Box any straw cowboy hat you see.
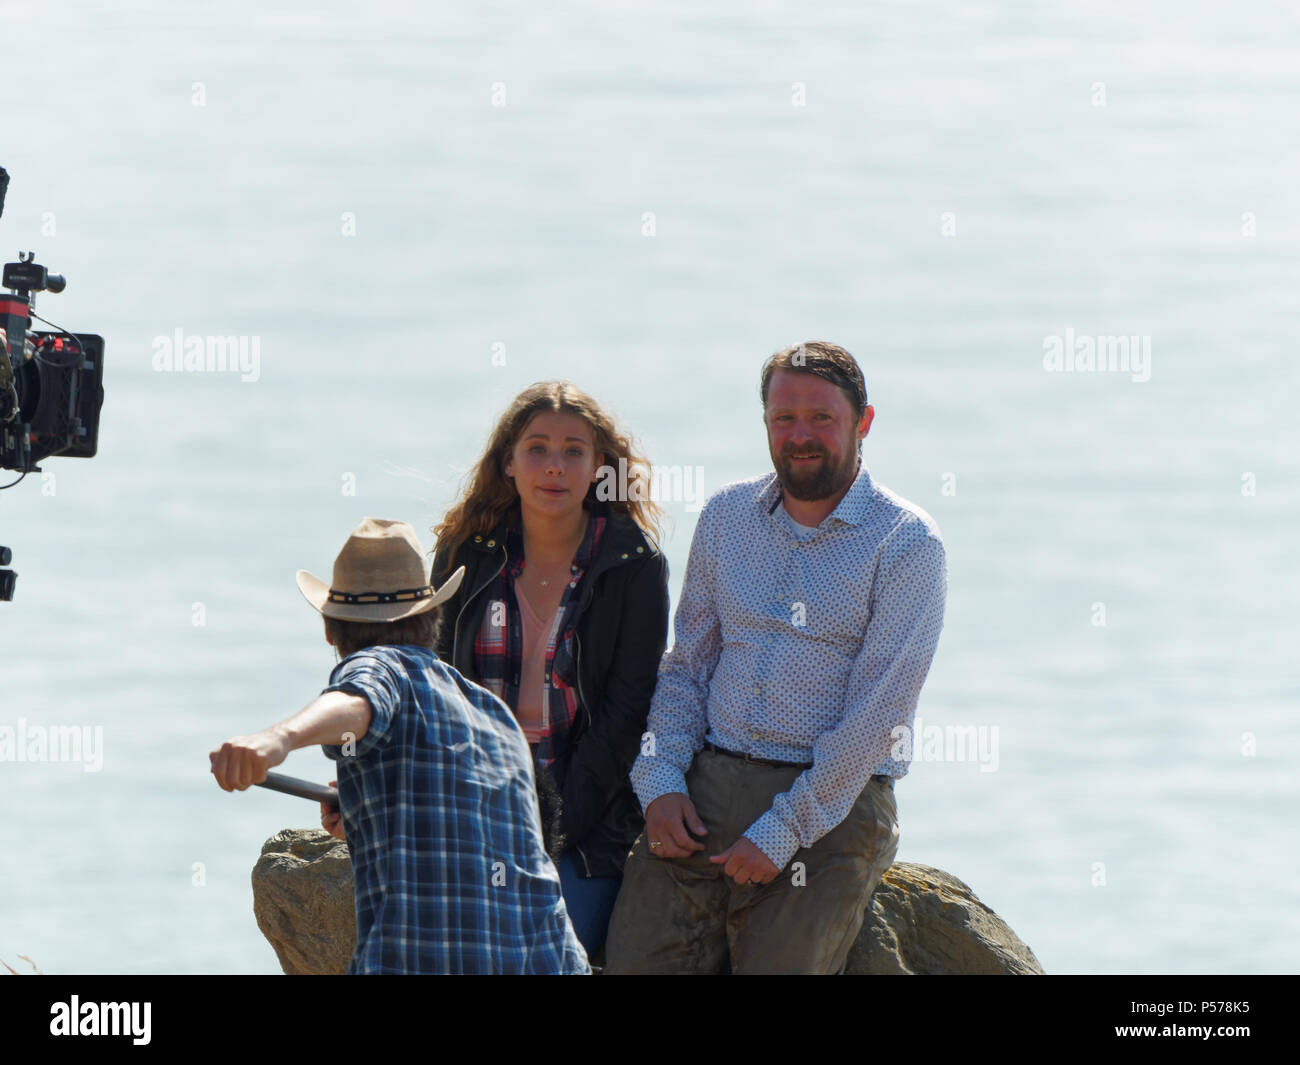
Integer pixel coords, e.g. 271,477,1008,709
296,517,465,622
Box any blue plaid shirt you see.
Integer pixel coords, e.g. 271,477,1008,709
320,644,590,975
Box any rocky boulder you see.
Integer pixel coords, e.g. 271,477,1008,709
253,829,356,976
252,829,1043,975
850,863,1044,974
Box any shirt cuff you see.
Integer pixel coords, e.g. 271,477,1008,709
743,809,802,871
630,754,689,814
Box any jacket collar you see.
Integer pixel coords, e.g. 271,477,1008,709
464,499,657,574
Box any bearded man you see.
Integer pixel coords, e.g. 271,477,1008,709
604,340,948,974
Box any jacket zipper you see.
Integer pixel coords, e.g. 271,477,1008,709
573,630,591,734
566,543,650,880
571,614,595,878
451,544,507,667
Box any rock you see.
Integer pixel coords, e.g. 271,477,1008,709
252,829,355,976
846,863,1044,974
251,831,1043,975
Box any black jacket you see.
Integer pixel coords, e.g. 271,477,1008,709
430,503,669,878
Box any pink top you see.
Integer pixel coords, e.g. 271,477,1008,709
515,589,558,745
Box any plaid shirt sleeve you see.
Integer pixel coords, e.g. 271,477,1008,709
319,651,406,760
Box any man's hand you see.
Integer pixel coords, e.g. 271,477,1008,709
209,727,290,792
208,692,371,797
321,779,345,840
710,837,780,886
644,792,707,858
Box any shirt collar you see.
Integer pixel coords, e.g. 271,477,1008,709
757,461,876,530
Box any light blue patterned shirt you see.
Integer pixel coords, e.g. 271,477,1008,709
630,464,947,870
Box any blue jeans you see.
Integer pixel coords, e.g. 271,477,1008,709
556,850,622,959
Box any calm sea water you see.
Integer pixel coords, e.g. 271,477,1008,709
1,1,1296,974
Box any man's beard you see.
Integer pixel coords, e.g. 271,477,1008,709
773,442,859,501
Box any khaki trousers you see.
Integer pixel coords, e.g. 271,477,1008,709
604,748,899,974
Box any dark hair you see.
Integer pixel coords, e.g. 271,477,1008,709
324,608,440,660
759,341,868,418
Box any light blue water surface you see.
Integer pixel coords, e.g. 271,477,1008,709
0,1,1296,974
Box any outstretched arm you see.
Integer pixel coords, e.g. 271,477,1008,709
209,691,372,792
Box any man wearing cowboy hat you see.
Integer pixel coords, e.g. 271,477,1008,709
209,517,589,975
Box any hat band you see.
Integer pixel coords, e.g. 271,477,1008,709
328,584,433,606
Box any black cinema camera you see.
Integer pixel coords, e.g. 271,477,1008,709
0,166,107,601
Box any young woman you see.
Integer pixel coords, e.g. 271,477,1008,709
428,380,669,959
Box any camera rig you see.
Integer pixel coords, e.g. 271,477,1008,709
0,166,107,601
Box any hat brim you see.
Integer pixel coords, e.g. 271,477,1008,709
296,565,465,623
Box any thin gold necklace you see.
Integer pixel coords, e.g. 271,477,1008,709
530,516,588,587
